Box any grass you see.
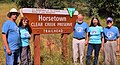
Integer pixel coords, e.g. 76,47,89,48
0,2,120,65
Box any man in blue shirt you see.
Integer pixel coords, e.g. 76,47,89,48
103,17,120,65
2,8,20,65
72,14,89,65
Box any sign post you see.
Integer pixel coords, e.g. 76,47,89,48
61,34,68,61
34,34,40,65
21,8,78,65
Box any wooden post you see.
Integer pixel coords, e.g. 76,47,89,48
61,34,68,61
34,34,40,65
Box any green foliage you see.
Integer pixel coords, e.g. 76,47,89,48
98,0,119,18
44,0,64,9
0,0,15,3
0,0,120,65
16,0,35,8
1,1,120,65
115,18,120,31
15,0,120,18
84,0,120,17
14,0,119,18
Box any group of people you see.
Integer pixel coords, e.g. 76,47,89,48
73,14,120,65
2,8,31,65
1,8,120,65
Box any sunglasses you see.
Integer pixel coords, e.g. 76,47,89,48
11,13,19,16
107,21,112,23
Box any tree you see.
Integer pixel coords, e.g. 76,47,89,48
16,0,35,8
84,0,120,18
15,0,120,18
38,0,66,9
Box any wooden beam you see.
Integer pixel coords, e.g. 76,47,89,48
34,34,40,65
61,34,68,61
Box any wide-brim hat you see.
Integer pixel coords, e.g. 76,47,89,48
7,8,20,18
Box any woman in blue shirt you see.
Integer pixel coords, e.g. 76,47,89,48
86,16,104,65
18,17,32,65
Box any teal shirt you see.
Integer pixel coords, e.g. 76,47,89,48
19,27,30,47
88,26,103,44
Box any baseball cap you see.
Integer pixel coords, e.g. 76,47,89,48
107,17,113,22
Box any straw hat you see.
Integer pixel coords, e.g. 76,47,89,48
7,8,19,18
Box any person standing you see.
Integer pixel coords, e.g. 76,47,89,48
72,14,89,65
18,17,32,65
86,16,104,65
2,8,20,65
103,17,120,65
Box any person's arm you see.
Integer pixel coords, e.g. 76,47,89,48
85,32,88,46
101,28,104,50
101,37,104,50
116,27,120,52
99,26,104,52
117,37,120,45
116,37,120,52
2,22,12,54
2,33,11,54
85,24,89,46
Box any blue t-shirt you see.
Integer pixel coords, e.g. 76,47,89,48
88,26,103,44
19,26,31,47
73,22,89,38
103,26,120,40
2,20,20,50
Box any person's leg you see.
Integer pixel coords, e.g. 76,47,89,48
79,39,85,65
72,38,79,65
13,49,19,65
20,46,29,65
111,41,117,65
27,46,31,65
4,49,14,65
17,49,20,65
86,44,94,65
4,49,19,65
104,41,111,65
93,44,101,65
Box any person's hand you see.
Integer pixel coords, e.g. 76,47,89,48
100,46,104,53
116,45,120,52
85,41,88,46
116,45,120,56
6,48,12,55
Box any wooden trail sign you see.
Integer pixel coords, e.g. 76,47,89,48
21,8,78,34
21,8,78,65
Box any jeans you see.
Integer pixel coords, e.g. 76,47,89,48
4,49,19,65
86,43,101,65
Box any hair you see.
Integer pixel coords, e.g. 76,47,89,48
78,14,84,16
77,14,84,18
89,16,101,27
19,17,32,34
